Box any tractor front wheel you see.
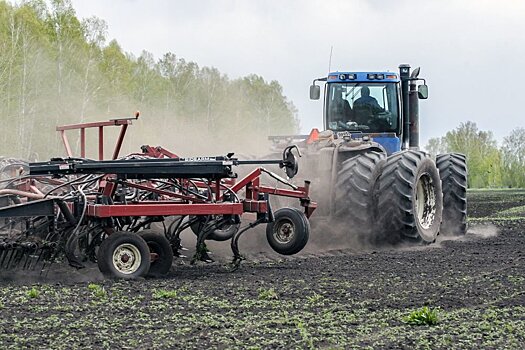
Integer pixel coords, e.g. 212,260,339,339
334,151,386,242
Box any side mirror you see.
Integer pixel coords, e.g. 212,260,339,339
418,84,428,99
310,84,320,100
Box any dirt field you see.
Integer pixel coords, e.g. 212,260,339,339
0,189,524,349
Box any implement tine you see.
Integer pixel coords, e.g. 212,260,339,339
0,242,15,268
13,249,26,269
23,252,34,270
44,259,53,278
40,259,47,275
39,248,51,275
1,250,14,268
42,245,60,277
5,249,17,269
0,250,6,267
30,249,45,271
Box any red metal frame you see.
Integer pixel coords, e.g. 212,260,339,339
42,115,316,221
140,145,180,159
87,202,245,217
84,166,315,219
57,116,137,160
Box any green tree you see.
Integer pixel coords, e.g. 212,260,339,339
425,122,502,188
424,136,446,158
0,1,299,159
501,127,525,188
444,122,502,187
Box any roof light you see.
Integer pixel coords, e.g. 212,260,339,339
347,74,356,80
328,75,338,80
376,74,384,79
338,74,346,80
386,74,397,79
367,73,376,80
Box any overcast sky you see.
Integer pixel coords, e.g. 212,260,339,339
70,0,525,146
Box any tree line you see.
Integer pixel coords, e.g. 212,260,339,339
426,122,525,188
0,0,299,159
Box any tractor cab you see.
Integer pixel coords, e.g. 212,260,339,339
310,66,428,155
311,72,401,154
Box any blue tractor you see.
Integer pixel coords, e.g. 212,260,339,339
271,64,467,244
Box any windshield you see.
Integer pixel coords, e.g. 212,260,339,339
325,82,400,133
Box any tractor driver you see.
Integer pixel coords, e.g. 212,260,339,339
353,86,381,110
352,86,383,126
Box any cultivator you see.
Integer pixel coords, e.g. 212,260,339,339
0,116,316,278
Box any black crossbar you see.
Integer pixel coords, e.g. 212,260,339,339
0,198,55,218
29,158,235,179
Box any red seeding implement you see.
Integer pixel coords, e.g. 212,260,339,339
0,114,316,278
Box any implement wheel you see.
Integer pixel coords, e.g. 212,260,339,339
377,150,443,244
437,153,468,236
140,230,173,277
266,207,310,255
190,215,240,241
97,232,150,279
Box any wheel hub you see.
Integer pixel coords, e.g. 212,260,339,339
113,243,142,274
415,173,436,230
275,220,295,243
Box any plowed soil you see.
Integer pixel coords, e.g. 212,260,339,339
0,189,524,349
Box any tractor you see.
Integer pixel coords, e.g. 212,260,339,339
268,64,467,244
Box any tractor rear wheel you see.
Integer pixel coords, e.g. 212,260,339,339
266,207,310,255
140,230,174,277
334,151,386,241
97,232,151,279
437,153,468,236
377,150,443,244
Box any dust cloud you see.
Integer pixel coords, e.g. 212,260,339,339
0,263,104,286
468,224,499,238
188,150,386,261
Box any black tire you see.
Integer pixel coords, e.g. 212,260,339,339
140,230,174,277
376,150,443,244
190,215,240,241
266,207,310,255
437,153,468,236
334,151,386,240
97,232,151,279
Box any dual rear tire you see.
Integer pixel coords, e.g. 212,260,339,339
376,150,443,244
336,150,456,244
436,153,468,236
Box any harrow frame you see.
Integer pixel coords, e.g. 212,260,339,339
0,115,317,278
